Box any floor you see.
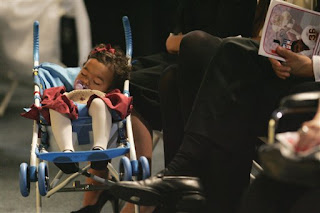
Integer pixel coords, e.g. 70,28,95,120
0,80,164,213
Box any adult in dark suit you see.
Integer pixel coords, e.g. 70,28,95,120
110,0,320,209
161,0,261,166
112,32,317,213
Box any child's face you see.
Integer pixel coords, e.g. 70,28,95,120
74,58,114,92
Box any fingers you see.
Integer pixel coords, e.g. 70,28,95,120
269,57,291,79
268,57,281,66
275,46,296,59
296,138,319,152
297,126,312,151
297,125,320,152
276,71,290,79
269,58,291,71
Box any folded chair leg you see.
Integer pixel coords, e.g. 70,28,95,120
0,79,18,116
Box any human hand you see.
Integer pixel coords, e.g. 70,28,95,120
269,57,291,79
297,119,320,152
271,46,313,79
166,33,183,54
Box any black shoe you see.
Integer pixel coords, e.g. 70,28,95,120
54,162,79,174
110,171,206,211
91,160,108,170
71,190,119,213
90,147,109,170
54,159,79,174
54,150,79,174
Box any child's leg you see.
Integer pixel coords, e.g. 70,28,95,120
50,109,78,174
75,112,154,212
131,112,152,165
49,109,74,151
88,98,112,150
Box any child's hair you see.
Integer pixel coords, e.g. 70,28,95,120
86,43,131,90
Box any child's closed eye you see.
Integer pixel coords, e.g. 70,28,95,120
93,79,103,85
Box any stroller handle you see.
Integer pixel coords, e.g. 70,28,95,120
33,21,39,67
122,16,133,63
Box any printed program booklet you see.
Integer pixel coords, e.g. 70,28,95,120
258,0,320,61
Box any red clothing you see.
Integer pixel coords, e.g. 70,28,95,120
21,86,133,124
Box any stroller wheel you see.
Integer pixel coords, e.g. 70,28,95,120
119,156,132,181
138,156,150,180
19,163,30,197
38,162,49,196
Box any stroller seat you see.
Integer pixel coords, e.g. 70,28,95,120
33,62,127,152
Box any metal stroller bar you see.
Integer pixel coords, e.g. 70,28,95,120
29,21,42,213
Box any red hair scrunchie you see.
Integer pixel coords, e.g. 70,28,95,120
91,44,115,54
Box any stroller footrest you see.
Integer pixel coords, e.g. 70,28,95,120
36,144,130,163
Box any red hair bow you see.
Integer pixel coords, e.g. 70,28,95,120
91,44,115,54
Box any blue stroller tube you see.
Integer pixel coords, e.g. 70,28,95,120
138,156,151,180
122,16,133,60
33,21,39,67
119,156,132,181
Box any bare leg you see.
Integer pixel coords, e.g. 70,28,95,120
49,109,74,151
131,114,152,164
79,112,153,212
120,113,154,213
82,169,108,206
88,98,112,150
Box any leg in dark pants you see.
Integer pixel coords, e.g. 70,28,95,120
112,36,312,213
159,31,222,165
171,37,308,212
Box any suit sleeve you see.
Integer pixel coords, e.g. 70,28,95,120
313,55,320,81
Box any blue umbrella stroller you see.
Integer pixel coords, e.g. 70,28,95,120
19,17,150,213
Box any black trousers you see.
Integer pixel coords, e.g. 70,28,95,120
160,31,222,165
130,52,177,131
161,31,314,212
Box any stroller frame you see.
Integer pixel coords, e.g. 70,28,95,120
19,17,150,213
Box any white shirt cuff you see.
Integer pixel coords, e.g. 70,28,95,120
313,55,320,82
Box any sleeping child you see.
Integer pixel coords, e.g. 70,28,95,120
22,43,132,173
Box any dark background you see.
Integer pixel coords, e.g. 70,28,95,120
84,0,178,56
